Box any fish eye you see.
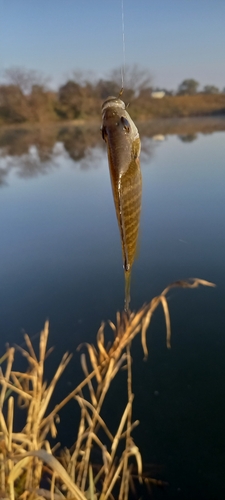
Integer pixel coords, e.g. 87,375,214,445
121,116,130,133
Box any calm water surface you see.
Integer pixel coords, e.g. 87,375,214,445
0,124,225,499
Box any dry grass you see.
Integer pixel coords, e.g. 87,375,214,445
133,93,225,120
0,278,215,499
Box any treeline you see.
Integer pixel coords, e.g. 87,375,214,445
1,67,225,125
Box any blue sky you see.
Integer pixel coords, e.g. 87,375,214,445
0,0,224,91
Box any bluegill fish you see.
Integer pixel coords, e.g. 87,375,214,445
101,96,142,312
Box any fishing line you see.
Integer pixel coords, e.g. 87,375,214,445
121,0,126,91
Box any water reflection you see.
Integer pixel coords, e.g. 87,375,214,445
0,124,225,499
58,126,101,161
0,125,103,185
178,133,198,142
0,116,225,186
0,127,56,160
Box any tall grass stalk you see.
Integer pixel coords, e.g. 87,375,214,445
0,278,214,499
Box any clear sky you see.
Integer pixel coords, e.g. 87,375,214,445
0,0,224,91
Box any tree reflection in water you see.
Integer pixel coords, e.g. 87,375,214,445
0,116,225,186
0,124,102,185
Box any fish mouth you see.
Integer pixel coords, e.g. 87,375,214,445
102,96,125,112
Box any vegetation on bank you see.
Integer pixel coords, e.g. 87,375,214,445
131,94,225,120
0,278,214,499
1,66,225,125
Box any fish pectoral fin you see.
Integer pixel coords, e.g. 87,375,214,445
121,116,130,133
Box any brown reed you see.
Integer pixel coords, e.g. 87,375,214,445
0,278,215,499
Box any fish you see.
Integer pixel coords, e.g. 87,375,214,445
101,95,142,312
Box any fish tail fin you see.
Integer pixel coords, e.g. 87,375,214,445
124,269,131,313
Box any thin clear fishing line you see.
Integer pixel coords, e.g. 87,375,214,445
121,0,126,89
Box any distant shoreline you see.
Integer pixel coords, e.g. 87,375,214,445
138,115,225,138
1,114,225,138
1,94,225,128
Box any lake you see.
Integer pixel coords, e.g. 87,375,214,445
0,119,225,499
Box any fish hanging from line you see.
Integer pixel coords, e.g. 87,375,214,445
101,94,142,312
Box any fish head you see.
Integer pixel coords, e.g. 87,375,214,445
101,96,126,113
101,96,139,144
101,95,140,177
101,96,126,141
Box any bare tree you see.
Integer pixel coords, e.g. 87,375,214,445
95,79,120,100
108,64,153,98
2,67,50,94
72,69,97,86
